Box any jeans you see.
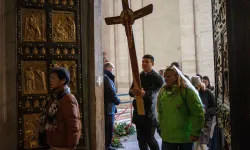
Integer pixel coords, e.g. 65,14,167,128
105,115,115,149
136,123,160,150
162,141,193,150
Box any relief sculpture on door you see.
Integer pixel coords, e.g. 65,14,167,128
17,0,83,149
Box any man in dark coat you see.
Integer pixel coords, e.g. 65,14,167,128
129,54,164,150
104,62,121,150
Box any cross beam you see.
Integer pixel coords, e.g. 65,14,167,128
105,0,153,115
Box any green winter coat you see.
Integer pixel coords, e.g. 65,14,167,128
157,86,205,143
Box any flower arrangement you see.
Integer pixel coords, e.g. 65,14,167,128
112,136,123,148
111,122,136,148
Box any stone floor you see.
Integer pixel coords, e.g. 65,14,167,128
118,132,162,150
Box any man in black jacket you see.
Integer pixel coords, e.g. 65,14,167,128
104,62,121,150
129,54,164,150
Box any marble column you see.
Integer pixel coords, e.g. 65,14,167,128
88,0,105,149
179,0,197,76
194,0,214,84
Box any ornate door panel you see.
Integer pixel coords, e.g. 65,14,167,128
212,0,231,149
16,0,84,149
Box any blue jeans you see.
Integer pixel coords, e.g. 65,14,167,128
162,141,193,150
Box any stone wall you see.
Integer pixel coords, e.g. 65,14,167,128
143,0,182,70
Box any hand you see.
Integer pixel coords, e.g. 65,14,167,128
131,89,141,96
190,135,199,142
200,83,206,91
139,89,145,97
131,88,145,97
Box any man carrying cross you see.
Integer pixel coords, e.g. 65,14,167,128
129,54,164,150
105,0,162,149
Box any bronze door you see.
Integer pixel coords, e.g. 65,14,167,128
16,0,84,149
212,0,231,149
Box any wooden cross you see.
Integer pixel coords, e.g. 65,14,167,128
105,0,153,115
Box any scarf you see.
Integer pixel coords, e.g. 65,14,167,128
104,69,115,83
39,86,71,132
164,85,178,95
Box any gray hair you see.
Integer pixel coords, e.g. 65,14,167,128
104,62,114,69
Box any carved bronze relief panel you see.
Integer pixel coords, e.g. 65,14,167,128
23,114,41,149
52,11,76,42
17,0,83,149
212,0,231,147
22,8,47,42
22,61,48,95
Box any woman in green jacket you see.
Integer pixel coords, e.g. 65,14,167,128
157,67,205,150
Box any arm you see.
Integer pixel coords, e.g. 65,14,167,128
157,88,164,124
61,95,80,149
207,89,216,107
104,76,121,105
186,88,205,137
206,89,216,116
144,75,164,100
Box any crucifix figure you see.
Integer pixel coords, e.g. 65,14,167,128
105,0,153,115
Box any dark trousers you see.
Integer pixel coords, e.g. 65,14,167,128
105,115,115,149
162,141,193,150
209,125,218,150
136,123,160,150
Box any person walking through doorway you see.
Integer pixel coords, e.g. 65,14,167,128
191,76,216,150
157,67,205,150
129,54,164,150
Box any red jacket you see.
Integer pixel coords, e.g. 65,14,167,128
46,94,81,149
